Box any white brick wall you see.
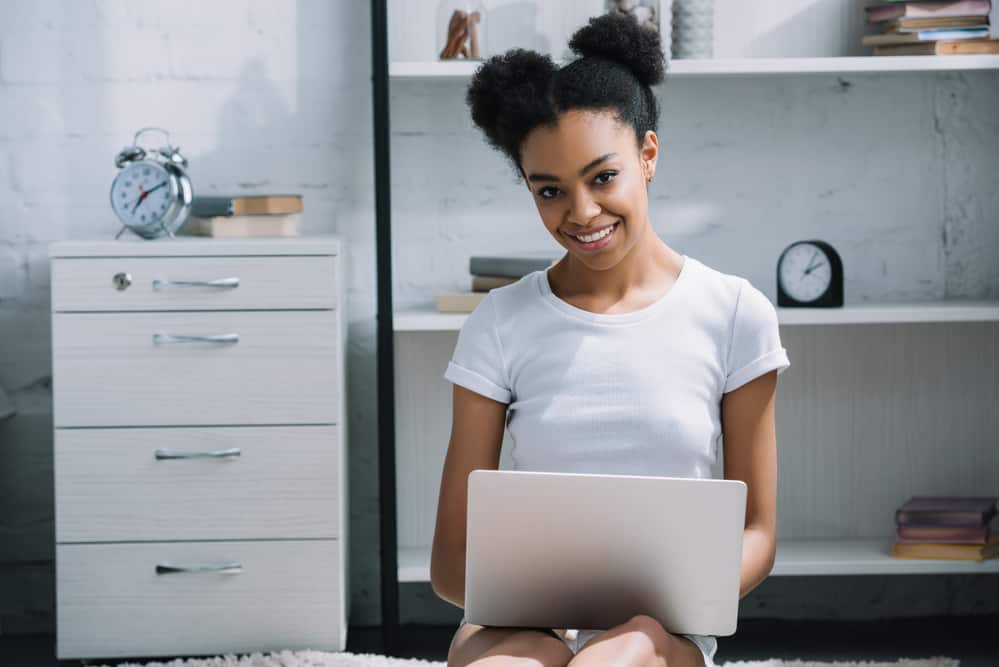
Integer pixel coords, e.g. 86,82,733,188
1,0,998,635
0,0,383,631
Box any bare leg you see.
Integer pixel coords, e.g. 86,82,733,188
448,621,574,667
567,615,706,667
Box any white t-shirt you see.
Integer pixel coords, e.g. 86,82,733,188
444,254,790,477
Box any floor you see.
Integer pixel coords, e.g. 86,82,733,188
1,615,996,666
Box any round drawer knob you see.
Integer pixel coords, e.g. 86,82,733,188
112,272,132,291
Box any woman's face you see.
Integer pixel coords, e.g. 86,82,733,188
519,110,658,272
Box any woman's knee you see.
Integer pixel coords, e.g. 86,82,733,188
448,623,573,667
614,615,703,666
620,614,671,657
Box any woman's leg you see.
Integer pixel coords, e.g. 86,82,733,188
448,621,575,667
567,615,706,667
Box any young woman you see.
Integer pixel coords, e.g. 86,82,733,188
430,13,790,667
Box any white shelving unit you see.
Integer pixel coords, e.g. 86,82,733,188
391,55,999,79
399,539,999,583
386,42,999,606
395,301,999,332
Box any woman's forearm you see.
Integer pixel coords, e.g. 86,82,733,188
739,525,776,599
430,548,467,609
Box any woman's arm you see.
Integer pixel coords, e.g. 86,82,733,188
721,369,779,599
429,384,508,608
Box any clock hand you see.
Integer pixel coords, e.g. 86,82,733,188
131,186,148,214
804,260,827,276
145,181,169,195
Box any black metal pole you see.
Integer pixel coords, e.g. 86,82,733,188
370,0,399,656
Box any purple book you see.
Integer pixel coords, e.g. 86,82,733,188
865,0,993,24
896,496,999,526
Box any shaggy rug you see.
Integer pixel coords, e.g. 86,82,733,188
94,652,960,667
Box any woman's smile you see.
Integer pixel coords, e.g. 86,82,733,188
564,221,620,252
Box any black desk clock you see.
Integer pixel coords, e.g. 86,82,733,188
777,240,843,307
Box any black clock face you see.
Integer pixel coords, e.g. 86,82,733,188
779,242,832,303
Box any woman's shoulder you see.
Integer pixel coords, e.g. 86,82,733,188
482,269,546,317
690,255,779,327
683,255,745,305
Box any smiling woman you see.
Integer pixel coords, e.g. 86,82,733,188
431,12,790,667
465,11,668,311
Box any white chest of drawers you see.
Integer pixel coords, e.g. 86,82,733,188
49,238,348,660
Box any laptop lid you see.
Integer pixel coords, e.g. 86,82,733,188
464,469,747,636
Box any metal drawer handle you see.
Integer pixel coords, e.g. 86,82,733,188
156,562,244,575
154,448,241,460
152,277,240,290
153,333,239,345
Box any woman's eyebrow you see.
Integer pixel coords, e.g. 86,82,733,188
527,153,618,183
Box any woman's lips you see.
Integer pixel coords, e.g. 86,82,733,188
564,222,620,251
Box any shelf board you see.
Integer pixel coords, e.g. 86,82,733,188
399,538,999,583
394,301,999,332
391,55,999,79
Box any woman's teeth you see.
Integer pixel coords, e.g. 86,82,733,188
573,224,616,243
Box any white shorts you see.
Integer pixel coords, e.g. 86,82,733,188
459,618,717,666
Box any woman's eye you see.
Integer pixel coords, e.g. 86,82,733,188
595,171,617,185
537,187,560,200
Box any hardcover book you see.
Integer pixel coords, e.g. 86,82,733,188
469,255,558,279
863,26,990,45
886,15,990,31
865,0,992,23
190,194,304,217
892,533,999,560
896,519,994,544
895,496,998,526
472,275,519,292
183,214,299,238
873,38,999,54
437,291,487,313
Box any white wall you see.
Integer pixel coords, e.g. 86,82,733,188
1,0,998,634
0,0,380,631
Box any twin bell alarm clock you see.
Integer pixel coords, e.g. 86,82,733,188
110,127,193,239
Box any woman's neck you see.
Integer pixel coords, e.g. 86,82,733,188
550,224,683,313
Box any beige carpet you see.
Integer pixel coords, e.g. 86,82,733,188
94,652,960,667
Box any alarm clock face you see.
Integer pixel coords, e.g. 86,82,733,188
110,160,177,231
779,241,832,303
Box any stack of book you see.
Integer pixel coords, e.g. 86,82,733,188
863,0,996,55
436,254,557,313
892,495,999,560
183,194,302,238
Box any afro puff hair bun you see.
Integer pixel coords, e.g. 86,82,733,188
465,12,665,174
568,12,666,88
465,49,558,161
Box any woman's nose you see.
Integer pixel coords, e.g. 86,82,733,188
567,189,601,225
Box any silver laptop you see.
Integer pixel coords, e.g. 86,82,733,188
464,469,747,636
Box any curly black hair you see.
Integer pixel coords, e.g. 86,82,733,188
466,12,666,176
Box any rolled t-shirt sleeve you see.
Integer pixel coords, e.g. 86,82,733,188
723,279,790,394
444,293,512,404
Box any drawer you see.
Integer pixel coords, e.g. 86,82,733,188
56,425,340,542
51,255,336,311
57,540,343,659
52,310,339,427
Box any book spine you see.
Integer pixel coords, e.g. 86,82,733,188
895,509,992,526
469,257,554,278
867,0,992,23
190,196,236,217
472,275,518,292
896,524,990,543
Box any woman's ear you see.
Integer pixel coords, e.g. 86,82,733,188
641,130,659,182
